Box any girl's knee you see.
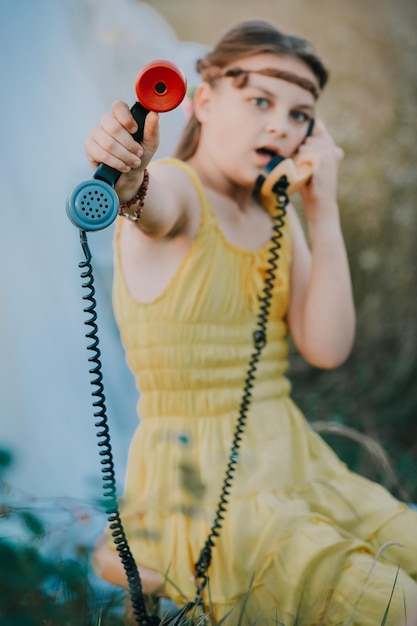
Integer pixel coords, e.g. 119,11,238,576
91,535,165,595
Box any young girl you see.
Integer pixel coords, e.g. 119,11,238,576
85,20,417,625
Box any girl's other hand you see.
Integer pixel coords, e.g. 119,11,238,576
295,120,344,217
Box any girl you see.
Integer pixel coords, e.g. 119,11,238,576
85,20,417,625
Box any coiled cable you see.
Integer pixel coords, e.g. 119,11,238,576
78,230,158,626
193,188,290,597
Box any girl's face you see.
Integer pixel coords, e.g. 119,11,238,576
194,53,319,189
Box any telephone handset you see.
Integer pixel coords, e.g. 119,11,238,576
254,117,315,211
66,60,187,232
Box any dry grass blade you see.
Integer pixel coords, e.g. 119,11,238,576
343,542,404,626
311,421,411,501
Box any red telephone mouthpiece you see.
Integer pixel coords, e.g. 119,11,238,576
135,60,187,112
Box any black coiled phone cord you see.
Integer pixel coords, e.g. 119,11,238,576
78,230,159,626
77,183,288,623
193,187,289,600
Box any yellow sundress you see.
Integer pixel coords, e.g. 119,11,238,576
111,158,417,625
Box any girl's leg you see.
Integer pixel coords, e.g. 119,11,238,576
91,534,166,595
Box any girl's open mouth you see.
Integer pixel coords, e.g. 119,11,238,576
256,146,282,165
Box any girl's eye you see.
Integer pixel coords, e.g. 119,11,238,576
251,97,270,109
290,110,311,123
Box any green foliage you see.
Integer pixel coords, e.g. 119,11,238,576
0,450,127,626
289,339,417,502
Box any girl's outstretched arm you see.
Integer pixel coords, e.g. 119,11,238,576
84,100,191,239
287,121,355,369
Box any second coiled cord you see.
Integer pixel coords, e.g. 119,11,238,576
193,187,289,598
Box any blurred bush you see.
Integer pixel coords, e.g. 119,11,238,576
0,450,127,625
287,0,417,500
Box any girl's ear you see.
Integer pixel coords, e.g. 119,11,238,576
192,82,214,124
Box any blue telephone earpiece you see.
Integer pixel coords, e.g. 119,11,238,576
66,60,187,232
66,178,120,231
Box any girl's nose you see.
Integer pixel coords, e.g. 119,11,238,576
265,112,288,137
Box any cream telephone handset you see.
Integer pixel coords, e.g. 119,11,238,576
254,118,314,209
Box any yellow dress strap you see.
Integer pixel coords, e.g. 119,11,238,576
151,157,213,227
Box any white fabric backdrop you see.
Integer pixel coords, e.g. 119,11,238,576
0,0,205,517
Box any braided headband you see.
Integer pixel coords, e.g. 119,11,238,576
219,66,320,100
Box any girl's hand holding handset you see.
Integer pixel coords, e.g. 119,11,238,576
85,101,160,202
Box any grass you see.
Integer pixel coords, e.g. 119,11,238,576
144,559,411,626
2,444,415,626
0,486,415,624
0,450,127,626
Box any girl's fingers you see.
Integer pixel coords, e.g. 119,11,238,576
84,136,138,173
297,124,344,166
142,111,160,153
100,110,143,156
85,125,142,172
84,101,160,174
100,105,159,159
111,100,138,134
111,102,160,153
296,145,343,166
311,118,326,135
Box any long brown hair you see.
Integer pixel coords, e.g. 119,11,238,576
174,20,328,161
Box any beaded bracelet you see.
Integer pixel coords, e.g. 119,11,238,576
118,169,150,222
